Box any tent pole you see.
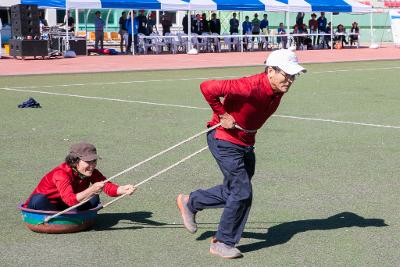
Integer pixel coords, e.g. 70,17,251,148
65,7,70,51
240,11,243,52
75,9,79,36
131,10,135,55
286,11,290,49
188,10,192,51
370,11,373,46
330,12,333,50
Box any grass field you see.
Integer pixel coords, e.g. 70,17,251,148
0,60,399,266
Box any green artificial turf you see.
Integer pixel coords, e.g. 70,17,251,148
0,60,399,266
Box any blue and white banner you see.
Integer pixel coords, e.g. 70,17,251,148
390,9,400,46
3,0,372,12
187,0,287,11
287,0,372,13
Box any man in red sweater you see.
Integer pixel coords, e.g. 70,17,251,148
177,49,306,259
24,142,136,211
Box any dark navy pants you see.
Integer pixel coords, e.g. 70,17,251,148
27,194,100,211
188,130,255,246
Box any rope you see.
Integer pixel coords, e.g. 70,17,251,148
43,124,220,223
101,146,208,209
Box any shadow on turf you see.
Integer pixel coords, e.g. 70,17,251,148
196,212,388,253
93,211,167,231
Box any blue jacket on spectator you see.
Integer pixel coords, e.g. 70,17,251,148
126,17,139,35
242,21,252,34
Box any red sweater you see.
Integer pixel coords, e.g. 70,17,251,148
201,72,283,146
24,162,119,207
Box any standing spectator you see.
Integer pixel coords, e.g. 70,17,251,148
251,13,261,35
94,11,105,50
229,12,239,35
137,10,148,35
259,13,269,49
176,49,306,259
260,14,269,33
182,13,189,34
322,21,332,49
118,12,128,53
277,22,287,49
126,11,139,54
201,13,209,34
242,16,252,50
317,12,327,45
349,21,360,47
161,14,172,35
308,13,318,46
296,12,305,28
209,13,221,35
147,12,156,35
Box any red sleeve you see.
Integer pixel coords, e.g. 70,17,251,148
200,78,250,115
91,170,119,197
53,170,79,206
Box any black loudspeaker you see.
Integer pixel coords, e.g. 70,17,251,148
66,39,87,55
9,39,48,57
11,4,40,38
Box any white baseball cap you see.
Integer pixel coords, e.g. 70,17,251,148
265,49,306,75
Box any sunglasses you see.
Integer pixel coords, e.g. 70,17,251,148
272,67,297,81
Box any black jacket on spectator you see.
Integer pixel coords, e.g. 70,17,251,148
209,19,221,34
182,15,188,34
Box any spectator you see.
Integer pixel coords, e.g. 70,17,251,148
182,13,189,34
308,13,318,46
277,22,287,49
229,12,239,35
335,24,348,48
94,11,105,50
350,21,360,47
260,14,269,34
161,14,172,35
137,10,147,35
251,13,261,35
193,14,202,34
147,12,156,35
242,16,252,50
126,11,139,54
118,12,128,53
201,13,209,34
322,21,332,49
62,11,75,33
296,12,305,28
209,13,221,35
317,12,327,45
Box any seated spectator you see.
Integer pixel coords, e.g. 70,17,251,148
277,22,287,49
335,24,348,48
350,21,360,47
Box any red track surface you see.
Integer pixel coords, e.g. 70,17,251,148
0,45,399,76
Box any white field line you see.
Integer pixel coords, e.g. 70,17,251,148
0,87,209,110
1,87,399,130
2,66,400,90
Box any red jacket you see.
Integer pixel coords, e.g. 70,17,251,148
201,72,283,146
24,162,119,207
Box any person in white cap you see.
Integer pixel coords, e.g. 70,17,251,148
177,49,306,259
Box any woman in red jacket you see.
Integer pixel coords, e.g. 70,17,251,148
24,142,136,211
